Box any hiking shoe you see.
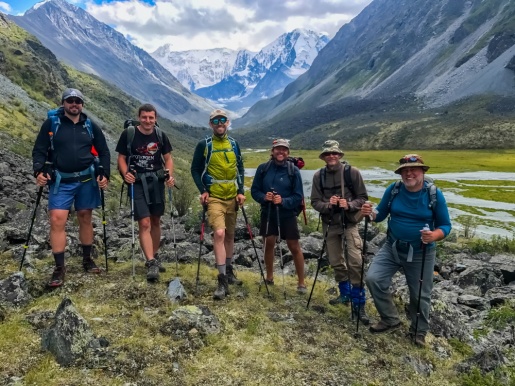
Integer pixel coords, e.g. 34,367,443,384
297,285,307,295
329,295,351,306
213,274,229,300
227,265,242,286
48,266,65,287
82,259,101,274
145,259,160,282
352,306,370,325
408,333,426,347
369,320,402,334
154,254,166,273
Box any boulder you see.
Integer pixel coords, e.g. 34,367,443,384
0,272,32,307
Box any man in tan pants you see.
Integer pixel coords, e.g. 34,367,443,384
311,140,369,324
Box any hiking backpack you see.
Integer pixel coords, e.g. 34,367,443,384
319,163,356,198
201,135,243,187
123,119,165,164
48,107,97,156
387,177,438,223
260,158,306,219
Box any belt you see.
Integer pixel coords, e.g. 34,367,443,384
53,165,96,194
388,235,414,263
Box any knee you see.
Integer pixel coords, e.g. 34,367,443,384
150,216,161,228
139,218,151,232
49,213,67,229
213,229,225,242
76,210,92,225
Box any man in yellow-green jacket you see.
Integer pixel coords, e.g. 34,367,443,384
191,109,246,300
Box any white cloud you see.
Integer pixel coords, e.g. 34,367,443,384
0,2,11,12
86,0,372,52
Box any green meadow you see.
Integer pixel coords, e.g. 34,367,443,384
240,149,515,173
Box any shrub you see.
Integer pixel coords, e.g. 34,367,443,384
172,172,198,217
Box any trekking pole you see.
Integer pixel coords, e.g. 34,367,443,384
165,170,178,276
340,206,354,319
130,168,136,279
354,201,371,338
306,205,335,309
240,205,270,296
195,204,208,295
98,166,108,272
274,193,286,299
414,224,430,343
119,183,124,210
19,161,52,271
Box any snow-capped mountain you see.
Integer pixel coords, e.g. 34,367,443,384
153,29,329,114
10,0,213,126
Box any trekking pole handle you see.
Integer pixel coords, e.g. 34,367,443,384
421,224,430,244
365,201,373,221
98,165,105,180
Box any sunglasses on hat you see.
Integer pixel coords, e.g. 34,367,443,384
399,155,423,164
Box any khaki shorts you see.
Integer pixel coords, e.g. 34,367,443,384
207,197,238,233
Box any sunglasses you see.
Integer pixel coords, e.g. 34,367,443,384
324,152,341,156
65,97,83,105
210,117,227,125
399,155,422,164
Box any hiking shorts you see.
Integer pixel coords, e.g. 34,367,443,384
130,180,165,220
48,179,100,211
259,213,300,240
207,196,238,233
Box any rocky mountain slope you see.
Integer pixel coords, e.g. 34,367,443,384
0,146,514,384
235,0,515,149
153,29,329,114
10,0,214,126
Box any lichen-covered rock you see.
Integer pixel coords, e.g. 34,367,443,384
41,297,95,366
0,272,32,307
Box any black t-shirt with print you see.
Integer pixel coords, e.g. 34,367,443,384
116,127,173,174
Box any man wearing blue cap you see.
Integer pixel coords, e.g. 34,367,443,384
32,88,110,287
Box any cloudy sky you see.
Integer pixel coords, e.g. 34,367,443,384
1,0,373,52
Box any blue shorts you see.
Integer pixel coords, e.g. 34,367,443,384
48,179,100,211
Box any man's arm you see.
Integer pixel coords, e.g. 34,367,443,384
190,141,207,194
92,122,111,178
32,120,51,173
311,170,331,214
347,167,368,211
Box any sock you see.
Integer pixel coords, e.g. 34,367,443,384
217,264,226,275
226,257,232,267
82,245,92,262
53,252,65,267
154,252,159,260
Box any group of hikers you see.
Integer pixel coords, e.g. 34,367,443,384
30,88,452,345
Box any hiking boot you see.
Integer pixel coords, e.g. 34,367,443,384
297,285,307,295
352,306,370,325
408,332,426,347
369,320,402,334
213,274,229,300
264,279,274,286
329,294,351,306
227,265,242,286
82,258,101,274
145,259,160,282
154,254,166,273
48,266,65,287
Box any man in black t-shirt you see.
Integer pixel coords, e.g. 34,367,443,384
116,104,175,281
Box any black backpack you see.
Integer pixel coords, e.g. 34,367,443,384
260,159,305,218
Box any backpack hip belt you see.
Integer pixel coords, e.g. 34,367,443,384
136,171,162,205
53,164,96,194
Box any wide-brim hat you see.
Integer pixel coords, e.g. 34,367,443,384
394,154,430,174
319,140,344,159
209,109,229,120
61,88,84,102
271,138,290,149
